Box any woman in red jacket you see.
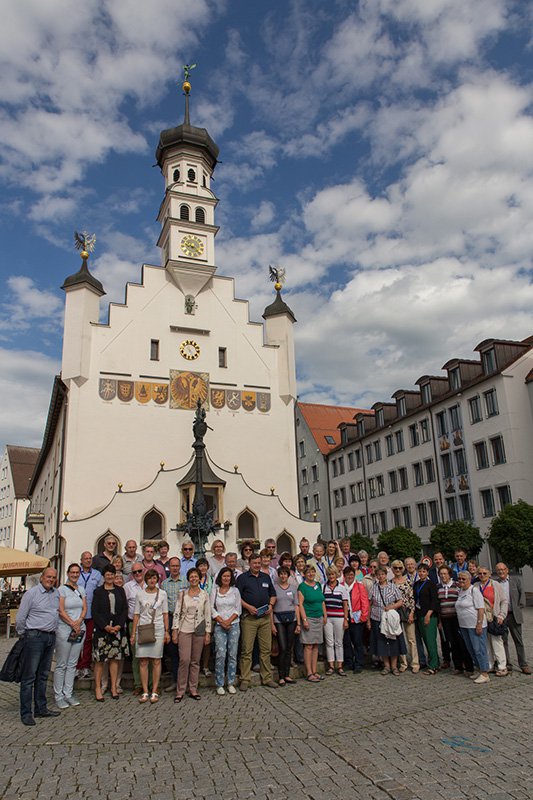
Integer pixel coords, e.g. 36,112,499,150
342,566,370,673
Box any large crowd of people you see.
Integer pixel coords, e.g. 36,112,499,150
14,534,531,725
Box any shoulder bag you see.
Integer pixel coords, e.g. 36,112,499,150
137,590,159,645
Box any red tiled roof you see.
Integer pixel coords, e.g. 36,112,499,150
298,402,370,455
6,446,40,498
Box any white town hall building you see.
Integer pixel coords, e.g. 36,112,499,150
26,83,320,573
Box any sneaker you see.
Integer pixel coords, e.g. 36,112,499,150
66,696,81,707
474,674,490,684
56,698,70,710
216,686,226,696
202,668,212,677
228,685,237,694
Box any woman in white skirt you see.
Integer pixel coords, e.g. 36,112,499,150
130,569,169,704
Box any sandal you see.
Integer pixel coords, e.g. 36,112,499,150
174,695,183,703
380,668,390,675
278,679,286,686
139,693,150,703
337,669,347,677
150,692,160,703
423,669,436,675
285,677,296,684
392,668,400,676
314,673,325,681
306,675,320,682
325,668,335,676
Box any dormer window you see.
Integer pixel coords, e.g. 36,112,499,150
195,207,206,224
449,367,461,390
397,397,406,417
421,384,431,404
376,409,384,427
173,168,180,183
482,349,496,374
187,168,196,182
180,204,190,220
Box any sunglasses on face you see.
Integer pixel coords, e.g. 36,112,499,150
132,570,143,575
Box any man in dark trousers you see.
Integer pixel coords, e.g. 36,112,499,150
16,567,61,726
495,562,531,674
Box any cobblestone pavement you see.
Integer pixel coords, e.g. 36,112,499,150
0,610,532,800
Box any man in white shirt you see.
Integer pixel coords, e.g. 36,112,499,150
124,566,146,695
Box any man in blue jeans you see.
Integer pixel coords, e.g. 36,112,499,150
16,567,60,726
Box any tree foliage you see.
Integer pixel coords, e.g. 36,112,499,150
376,527,423,562
349,533,376,557
488,500,533,569
429,520,483,561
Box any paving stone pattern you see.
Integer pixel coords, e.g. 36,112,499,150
0,610,532,800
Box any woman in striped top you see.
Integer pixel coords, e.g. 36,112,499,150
323,567,349,676
437,565,473,675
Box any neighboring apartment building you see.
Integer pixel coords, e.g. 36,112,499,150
295,402,369,536
328,337,533,566
0,445,40,550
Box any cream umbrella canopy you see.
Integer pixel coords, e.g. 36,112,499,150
0,548,50,577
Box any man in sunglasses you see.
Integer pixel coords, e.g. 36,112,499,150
180,541,197,573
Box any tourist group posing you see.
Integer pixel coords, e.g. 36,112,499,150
14,535,530,725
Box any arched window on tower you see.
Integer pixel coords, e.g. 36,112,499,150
187,168,196,182
180,204,190,221
173,168,180,183
195,207,205,224
237,508,257,541
142,508,165,541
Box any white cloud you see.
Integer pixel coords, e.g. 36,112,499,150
0,277,63,335
0,347,59,449
250,201,275,230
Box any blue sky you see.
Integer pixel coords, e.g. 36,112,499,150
1,0,533,449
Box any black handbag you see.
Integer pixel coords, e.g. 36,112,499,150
487,618,507,636
276,611,295,624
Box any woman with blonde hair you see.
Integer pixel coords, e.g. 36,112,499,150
207,539,226,578
323,566,349,676
391,560,417,673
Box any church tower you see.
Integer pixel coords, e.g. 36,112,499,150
155,74,220,301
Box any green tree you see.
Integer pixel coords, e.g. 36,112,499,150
350,533,376,557
429,520,483,561
376,527,422,561
488,500,533,569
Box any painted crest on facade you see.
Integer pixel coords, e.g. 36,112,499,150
135,382,152,403
169,370,209,410
226,390,241,410
257,392,271,413
152,384,169,405
242,391,256,411
117,380,134,402
99,378,116,401
210,388,226,409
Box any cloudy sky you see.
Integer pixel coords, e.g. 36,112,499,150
1,0,533,449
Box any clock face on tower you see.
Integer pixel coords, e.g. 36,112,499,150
180,339,201,360
180,234,204,258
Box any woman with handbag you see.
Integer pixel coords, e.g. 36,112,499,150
210,567,241,695
272,566,301,685
477,566,508,676
367,566,406,675
172,567,212,701
92,565,128,701
130,568,169,704
53,563,87,708
196,557,213,676
391,560,417,673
